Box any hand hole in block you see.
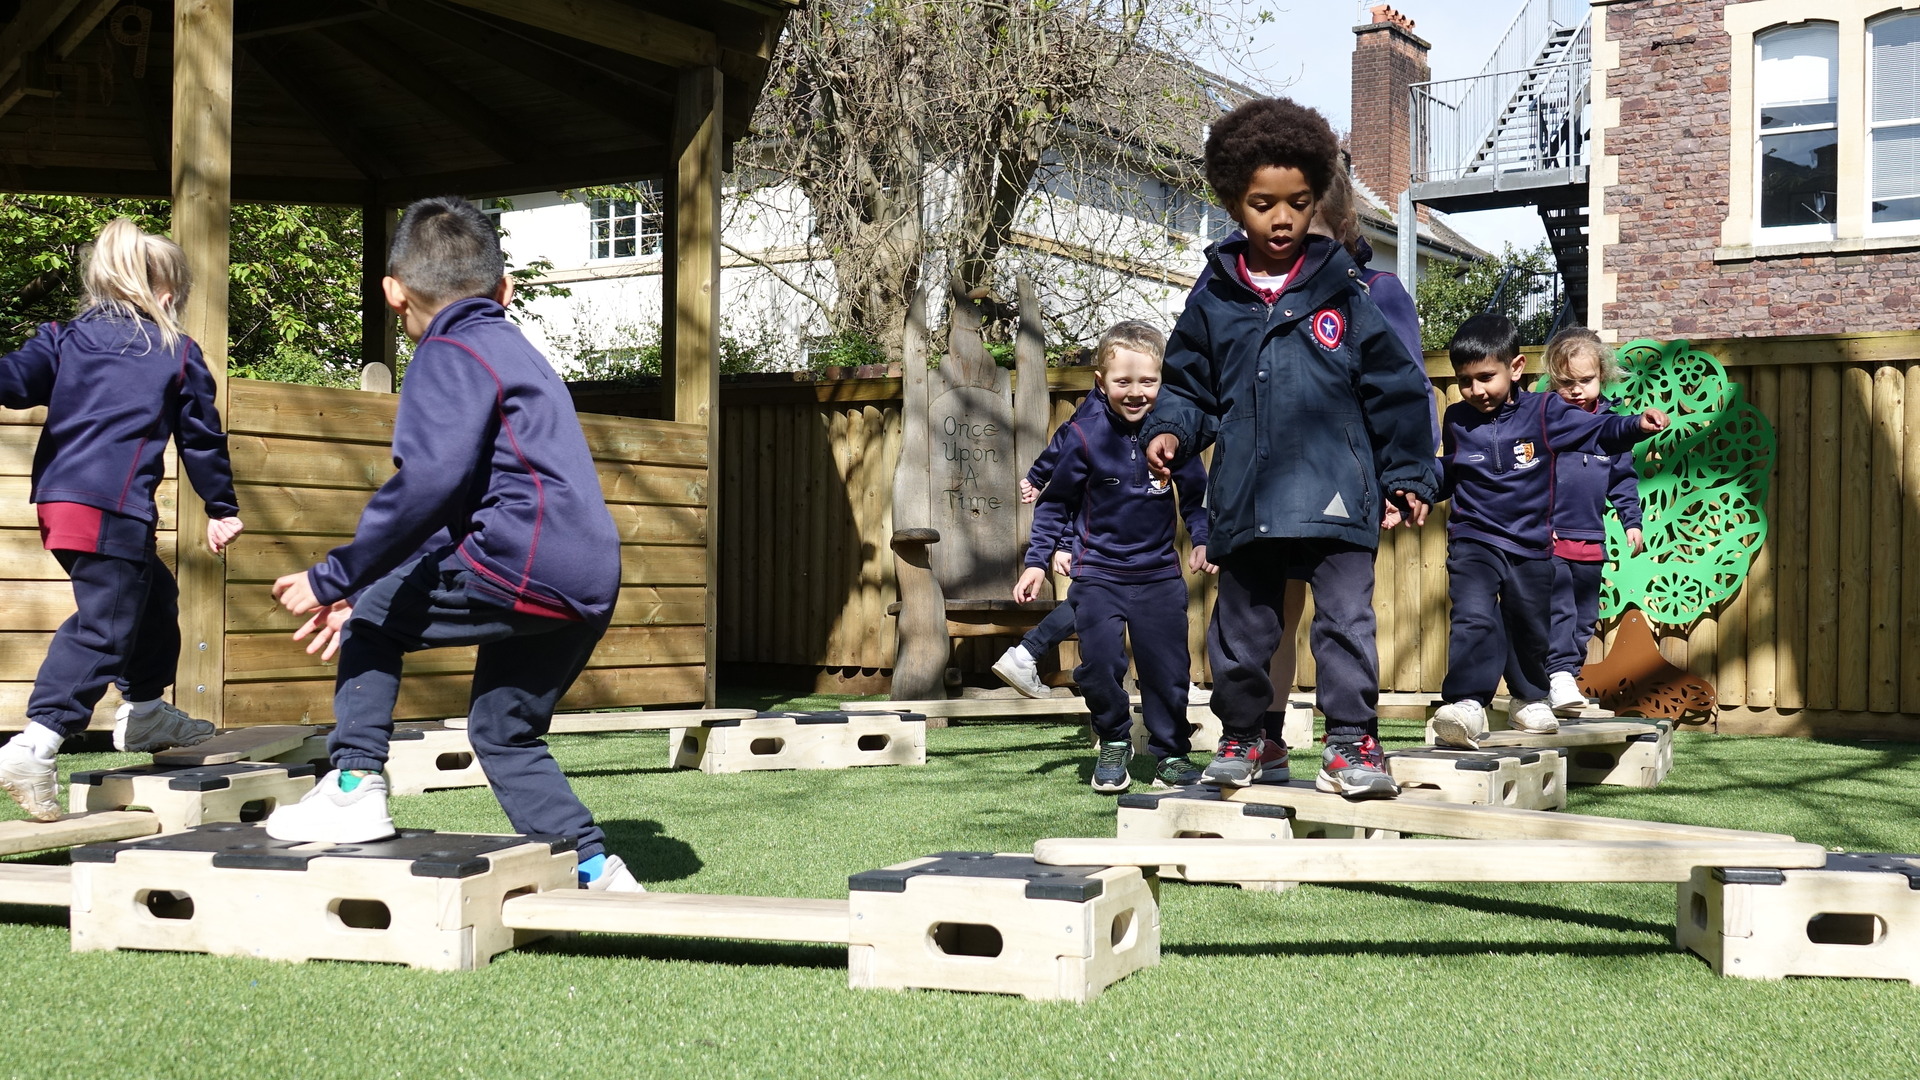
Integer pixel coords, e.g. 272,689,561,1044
749,737,785,756
1173,831,1223,839
929,922,1004,958
238,799,274,822
1542,772,1560,799
1110,908,1138,950
1574,750,1618,770
857,734,890,751
1690,890,1708,930
1500,780,1517,804
435,752,474,773
679,736,699,757
1806,912,1886,946
329,898,393,931
137,889,194,920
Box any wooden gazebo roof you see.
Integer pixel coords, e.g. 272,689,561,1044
0,0,797,204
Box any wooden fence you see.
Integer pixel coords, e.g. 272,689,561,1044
1,380,710,729
714,333,1920,736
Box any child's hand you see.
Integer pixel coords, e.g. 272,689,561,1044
206,516,244,554
1188,545,1217,575
294,601,353,662
1639,407,1669,432
1145,433,1179,482
1382,501,1403,530
1050,550,1073,577
1391,490,1430,527
1626,527,1645,555
1019,478,1039,504
1014,566,1048,603
272,570,322,615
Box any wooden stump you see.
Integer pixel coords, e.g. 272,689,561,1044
890,528,948,700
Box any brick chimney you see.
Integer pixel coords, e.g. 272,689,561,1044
1350,4,1430,206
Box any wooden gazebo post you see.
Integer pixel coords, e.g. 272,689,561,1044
171,0,234,725
359,200,397,393
663,66,723,707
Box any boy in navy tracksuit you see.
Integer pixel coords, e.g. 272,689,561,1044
1531,327,1643,715
1429,315,1666,749
992,393,1101,698
1144,98,1438,799
266,197,639,892
0,219,243,821
1015,320,1211,793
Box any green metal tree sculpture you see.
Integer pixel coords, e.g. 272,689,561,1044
1540,340,1776,626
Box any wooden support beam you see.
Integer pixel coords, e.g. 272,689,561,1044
500,891,853,944
49,0,119,59
663,66,722,707
233,0,376,40
171,0,234,728
359,201,397,392
316,23,544,164
1031,838,1831,884
0,0,84,87
238,41,392,179
0,163,373,205
382,147,670,203
441,0,717,69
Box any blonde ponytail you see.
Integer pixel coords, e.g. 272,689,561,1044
80,218,192,353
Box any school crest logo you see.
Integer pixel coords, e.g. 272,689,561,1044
1512,440,1541,469
1310,308,1345,350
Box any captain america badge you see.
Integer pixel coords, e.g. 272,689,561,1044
1311,308,1345,350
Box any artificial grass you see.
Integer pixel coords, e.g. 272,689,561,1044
2,703,1917,1079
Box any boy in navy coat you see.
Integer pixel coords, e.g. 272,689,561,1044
1429,315,1666,749
1145,98,1437,799
265,197,639,892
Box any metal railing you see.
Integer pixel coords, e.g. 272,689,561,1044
1409,7,1590,186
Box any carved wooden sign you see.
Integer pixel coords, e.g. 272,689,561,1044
926,285,1019,599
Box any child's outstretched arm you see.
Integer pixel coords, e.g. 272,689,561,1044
1352,299,1440,523
1016,429,1088,602
172,337,243,549
1609,449,1645,553
1141,307,1219,480
1542,393,1667,456
0,326,61,411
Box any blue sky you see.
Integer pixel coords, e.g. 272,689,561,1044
1211,0,1555,253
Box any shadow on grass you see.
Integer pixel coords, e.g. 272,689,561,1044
0,902,69,930
927,739,1085,758
596,819,702,883
1320,882,1672,936
1165,939,1672,961
521,933,844,971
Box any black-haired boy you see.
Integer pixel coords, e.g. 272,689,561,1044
1429,314,1667,749
265,196,639,892
1144,97,1438,799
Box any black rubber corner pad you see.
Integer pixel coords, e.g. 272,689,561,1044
1823,851,1920,888
849,851,1107,901
1713,867,1787,886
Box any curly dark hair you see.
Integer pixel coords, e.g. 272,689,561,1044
1204,98,1341,206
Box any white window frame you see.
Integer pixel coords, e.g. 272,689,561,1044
1866,11,1920,237
587,183,663,262
1753,21,1840,246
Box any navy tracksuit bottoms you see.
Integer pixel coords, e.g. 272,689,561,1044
1209,540,1379,746
1547,556,1606,677
1443,538,1553,706
329,555,611,861
28,549,180,737
1071,576,1190,760
1021,596,1077,656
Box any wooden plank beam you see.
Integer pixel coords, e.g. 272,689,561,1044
316,23,545,164
172,0,234,728
0,810,158,857
1031,838,1831,884
440,0,717,69
0,863,71,907
501,890,851,943
237,41,390,179
662,66,722,707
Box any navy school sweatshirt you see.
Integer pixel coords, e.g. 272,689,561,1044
1551,396,1643,543
1440,388,1652,558
307,297,621,621
1023,388,1209,583
0,311,238,524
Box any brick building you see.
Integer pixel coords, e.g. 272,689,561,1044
1592,0,1920,339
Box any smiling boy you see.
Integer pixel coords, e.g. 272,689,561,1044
1143,98,1438,799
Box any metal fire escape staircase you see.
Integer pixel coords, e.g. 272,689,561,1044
1403,0,1592,322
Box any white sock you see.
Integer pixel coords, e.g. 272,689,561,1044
7,724,65,764
124,698,163,719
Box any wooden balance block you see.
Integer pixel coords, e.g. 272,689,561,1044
270,722,490,796
69,823,576,970
1386,747,1568,810
68,762,318,833
670,711,926,774
846,851,1159,1004
1115,788,1398,892
1677,853,1920,984
1419,712,1673,789
1125,700,1312,757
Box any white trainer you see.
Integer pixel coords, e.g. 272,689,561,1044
585,854,646,893
264,770,397,844
1431,700,1488,749
1508,699,1561,734
0,741,61,822
991,644,1049,699
1548,671,1588,716
113,700,216,753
